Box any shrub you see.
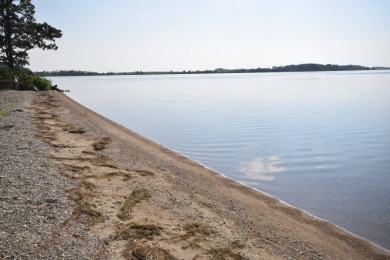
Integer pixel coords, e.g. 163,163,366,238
0,64,52,91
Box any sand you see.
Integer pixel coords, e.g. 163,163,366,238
2,90,389,259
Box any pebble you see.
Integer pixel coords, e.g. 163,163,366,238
0,91,109,259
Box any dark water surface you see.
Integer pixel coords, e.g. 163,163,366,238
50,71,390,249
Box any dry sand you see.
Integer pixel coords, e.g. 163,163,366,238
2,90,389,259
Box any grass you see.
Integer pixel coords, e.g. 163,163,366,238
107,171,132,180
116,224,162,240
135,169,155,177
116,223,173,260
230,240,245,249
117,189,151,221
183,222,212,239
181,222,213,249
207,247,244,260
93,137,111,150
78,203,104,223
99,163,119,169
187,237,203,249
68,127,87,134
181,222,213,250
123,244,175,260
81,150,109,164
0,124,13,130
70,182,104,225
63,124,86,134
63,163,90,172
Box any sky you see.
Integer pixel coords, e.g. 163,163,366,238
28,0,390,73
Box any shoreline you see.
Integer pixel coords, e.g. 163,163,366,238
61,91,389,252
58,91,390,255
137,139,388,252
1,90,389,259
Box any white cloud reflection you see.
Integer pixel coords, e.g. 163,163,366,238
240,156,285,181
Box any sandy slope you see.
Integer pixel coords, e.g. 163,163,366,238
22,91,390,259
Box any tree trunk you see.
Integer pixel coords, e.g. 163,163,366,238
4,1,14,69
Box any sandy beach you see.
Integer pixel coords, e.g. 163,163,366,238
1,90,389,259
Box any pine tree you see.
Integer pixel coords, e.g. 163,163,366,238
0,0,62,68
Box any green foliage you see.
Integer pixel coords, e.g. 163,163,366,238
0,64,13,78
30,75,52,91
0,0,62,68
0,64,52,90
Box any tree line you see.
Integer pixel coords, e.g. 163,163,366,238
36,63,378,77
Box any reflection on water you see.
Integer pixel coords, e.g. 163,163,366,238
51,71,390,249
240,156,285,181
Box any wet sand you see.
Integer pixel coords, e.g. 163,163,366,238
2,90,389,259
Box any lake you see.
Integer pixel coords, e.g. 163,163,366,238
49,71,390,249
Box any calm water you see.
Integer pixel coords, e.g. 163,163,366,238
50,71,390,249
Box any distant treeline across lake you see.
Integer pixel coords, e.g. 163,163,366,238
35,63,388,77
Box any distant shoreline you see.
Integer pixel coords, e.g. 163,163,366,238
35,63,390,77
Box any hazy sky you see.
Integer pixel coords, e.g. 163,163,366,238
29,0,390,72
